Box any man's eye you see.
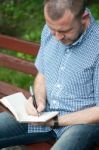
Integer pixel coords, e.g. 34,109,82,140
60,31,66,33
58,31,67,34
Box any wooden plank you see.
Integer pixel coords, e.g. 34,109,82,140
0,81,30,99
0,53,37,75
0,34,39,56
23,143,52,150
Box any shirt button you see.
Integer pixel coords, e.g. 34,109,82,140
56,84,61,88
60,66,64,70
53,100,56,104
66,49,69,53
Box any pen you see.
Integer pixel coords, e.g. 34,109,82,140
29,86,39,117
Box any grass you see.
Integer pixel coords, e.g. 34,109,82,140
0,68,34,90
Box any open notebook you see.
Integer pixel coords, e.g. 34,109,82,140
0,92,58,123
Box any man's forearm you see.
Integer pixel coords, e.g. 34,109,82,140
34,72,46,106
58,106,99,126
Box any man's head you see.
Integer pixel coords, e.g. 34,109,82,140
44,0,89,45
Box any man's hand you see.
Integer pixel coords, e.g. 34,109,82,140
26,97,45,116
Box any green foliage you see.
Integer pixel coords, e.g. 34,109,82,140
0,0,44,41
0,67,34,90
90,4,99,21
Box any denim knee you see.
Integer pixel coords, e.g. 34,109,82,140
51,124,99,150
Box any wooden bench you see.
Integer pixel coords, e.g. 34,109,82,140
0,34,99,150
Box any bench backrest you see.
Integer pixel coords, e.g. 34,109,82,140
0,34,40,76
0,34,40,99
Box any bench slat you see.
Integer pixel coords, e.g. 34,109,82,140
0,53,37,75
0,81,30,98
22,142,52,150
0,34,39,56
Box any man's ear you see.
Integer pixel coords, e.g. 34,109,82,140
82,11,89,20
81,11,89,30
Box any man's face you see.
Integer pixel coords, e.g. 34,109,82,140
44,8,84,45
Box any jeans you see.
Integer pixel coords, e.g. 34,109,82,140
1,112,99,150
0,112,56,148
51,124,99,150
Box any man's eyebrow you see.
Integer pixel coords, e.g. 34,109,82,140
57,28,72,33
49,26,72,32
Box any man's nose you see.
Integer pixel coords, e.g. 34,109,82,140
52,31,64,40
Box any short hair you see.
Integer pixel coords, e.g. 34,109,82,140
44,0,86,20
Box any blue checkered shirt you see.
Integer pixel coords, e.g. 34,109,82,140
28,12,99,138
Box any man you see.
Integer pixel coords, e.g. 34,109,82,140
0,0,99,149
